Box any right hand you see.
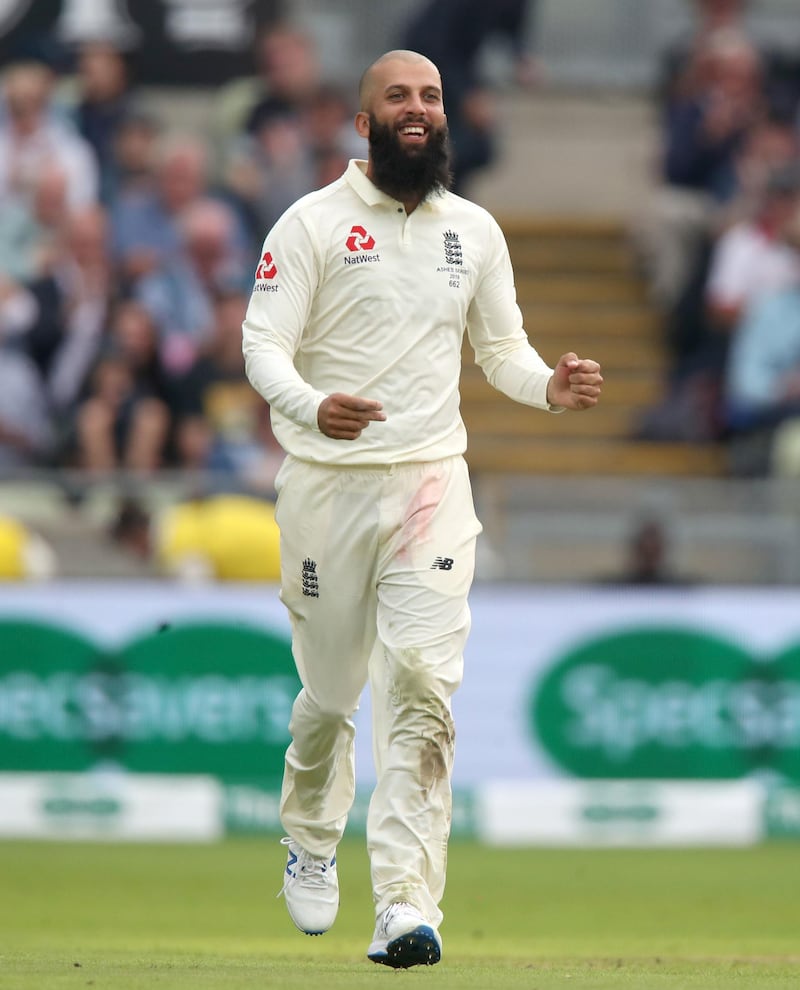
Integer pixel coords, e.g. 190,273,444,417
317,392,386,440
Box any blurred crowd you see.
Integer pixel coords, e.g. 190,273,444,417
634,0,800,476
6,0,800,486
0,23,365,488
0,2,539,491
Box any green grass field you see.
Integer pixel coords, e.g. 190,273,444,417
1,838,799,989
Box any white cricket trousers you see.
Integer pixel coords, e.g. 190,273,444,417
274,454,481,926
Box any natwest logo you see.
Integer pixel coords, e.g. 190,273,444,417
255,252,277,279
345,225,376,252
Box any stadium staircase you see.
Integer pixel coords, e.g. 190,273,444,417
460,217,729,477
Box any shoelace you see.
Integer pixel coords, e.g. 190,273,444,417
376,901,414,936
278,837,334,898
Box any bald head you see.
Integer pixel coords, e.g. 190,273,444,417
358,50,440,112
354,49,449,210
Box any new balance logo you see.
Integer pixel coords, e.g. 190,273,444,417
431,557,454,571
287,847,335,878
302,558,319,597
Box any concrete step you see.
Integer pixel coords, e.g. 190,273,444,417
461,365,666,406
508,239,635,275
469,92,656,220
455,207,720,477
539,336,664,370
464,438,727,477
516,275,648,306
499,216,632,239
465,337,665,375
511,241,636,282
462,404,636,438
520,305,661,337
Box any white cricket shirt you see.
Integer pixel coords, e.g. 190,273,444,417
243,159,557,465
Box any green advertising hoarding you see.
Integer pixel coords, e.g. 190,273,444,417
3,588,800,843
0,619,299,787
531,627,800,781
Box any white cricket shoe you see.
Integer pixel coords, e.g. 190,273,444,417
367,902,442,968
278,836,339,935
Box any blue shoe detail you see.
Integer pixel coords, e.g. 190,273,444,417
369,925,441,969
278,837,339,936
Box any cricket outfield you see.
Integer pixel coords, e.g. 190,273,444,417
1,838,799,989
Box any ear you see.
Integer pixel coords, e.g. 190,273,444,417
355,111,370,139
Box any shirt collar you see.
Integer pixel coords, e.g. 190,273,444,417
344,159,445,214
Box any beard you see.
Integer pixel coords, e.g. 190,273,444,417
367,114,452,203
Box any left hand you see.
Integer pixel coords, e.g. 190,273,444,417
546,352,603,411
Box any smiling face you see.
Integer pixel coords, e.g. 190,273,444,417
357,51,445,151
356,51,451,208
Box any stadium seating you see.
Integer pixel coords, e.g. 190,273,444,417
461,216,728,477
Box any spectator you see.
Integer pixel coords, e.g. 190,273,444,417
223,80,367,238
243,24,322,134
0,201,112,435
0,278,54,469
135,197,249,378
634,28,766,310
723,211,800,470
0,163,69,285
107,108,160,201
65,41,139,204
400,0,538,195
660,0,752,111
664,31,763,201
661,0,798,121
0,61,99,210
223,104,317,238
637,158,800,444
672,153,800,377
45,204,115,418
110,133,212,285
731,111,800,220
98,297,172,421
108,493,282,582
74,302,171,475
302,84,365,175
705,161,800,335
106,497,153,562
601,516,694,586
726,284,800,434
172,289,283,488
